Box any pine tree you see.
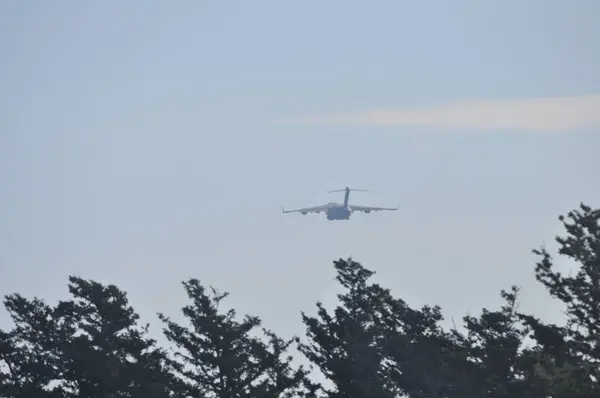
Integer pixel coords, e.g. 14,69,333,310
454,286,546,398
519,203,600,397
298,258,420,398
158,278,309,398
1,276,176,398
0,319,61,397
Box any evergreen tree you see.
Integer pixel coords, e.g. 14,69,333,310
380,297,467,398
297,258,455,398
297,258,395,397
455,286,545,398
0,301,62,398
0,276,176,398
158,278,309,398
519,203,600,396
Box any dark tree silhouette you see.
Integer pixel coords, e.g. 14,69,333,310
0,277,176,398
297,258,464,398
453,286,546,398
518,203,600,397
0,310,63,398
158,278,310,398
297,259,397,397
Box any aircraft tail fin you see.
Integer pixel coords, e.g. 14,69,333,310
328,187,369,207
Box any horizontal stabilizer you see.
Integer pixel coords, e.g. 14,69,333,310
328,187,369,193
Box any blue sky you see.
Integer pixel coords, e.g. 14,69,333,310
1,1,599,345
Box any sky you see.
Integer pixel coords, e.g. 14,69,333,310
1,0,600,351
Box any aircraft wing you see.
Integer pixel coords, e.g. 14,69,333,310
282,203,332,214
349,204,399,213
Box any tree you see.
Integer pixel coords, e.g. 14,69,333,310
297,259,397,398
379,295,467,398
297,258,467,398
519,203,600,397
0,276,176,398
158,278,310,398
453,286,550,398
0,300,63,398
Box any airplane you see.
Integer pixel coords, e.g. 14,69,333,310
282,187,399,220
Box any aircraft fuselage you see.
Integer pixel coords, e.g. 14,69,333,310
326,205,351,220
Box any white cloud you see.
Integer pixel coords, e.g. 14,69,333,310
279,94,600,131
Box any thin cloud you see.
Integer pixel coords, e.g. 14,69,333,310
279,94,600,131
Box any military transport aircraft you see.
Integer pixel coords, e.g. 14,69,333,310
282,187,398,220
